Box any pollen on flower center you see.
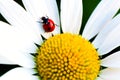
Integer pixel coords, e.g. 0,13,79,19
36,33,100,80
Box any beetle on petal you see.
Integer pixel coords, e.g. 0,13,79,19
41,16,55,32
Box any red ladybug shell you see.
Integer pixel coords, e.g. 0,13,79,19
43,19,55,32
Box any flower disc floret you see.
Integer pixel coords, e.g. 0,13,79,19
36,33,100,80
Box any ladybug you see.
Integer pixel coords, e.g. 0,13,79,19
41,16,55,32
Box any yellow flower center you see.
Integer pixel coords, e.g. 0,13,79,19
36,33,100,80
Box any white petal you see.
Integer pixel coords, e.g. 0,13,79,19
22,0,59,24
0,22,21,52
0,67,38,80
0,50,35,68
43,0,60,35
61,0,83,34
0,0,43,44
99,68,120,80
13,27,41,53
41,0,60,28
101,51,120,68
98,23,120,55
82,0,120,40
92,14,120,49
22,0,41,20
96,77,104,80
41,32,52,39
0,22,35,67
22,0,60,36
0,21,38,53
0,55,15,64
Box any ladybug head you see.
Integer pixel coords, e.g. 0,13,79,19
41,16,48,24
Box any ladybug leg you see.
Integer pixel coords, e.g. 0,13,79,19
55,24,59,27
51,33,54,36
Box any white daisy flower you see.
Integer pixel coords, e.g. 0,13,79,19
0,0,120,80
